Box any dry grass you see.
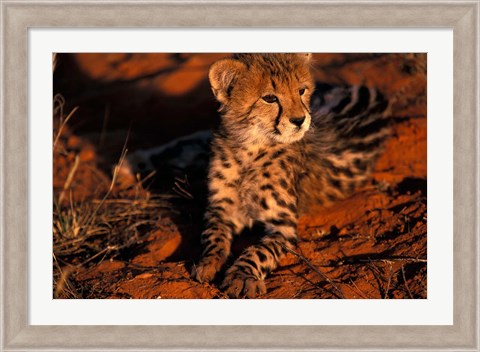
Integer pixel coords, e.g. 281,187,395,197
52,95,170,298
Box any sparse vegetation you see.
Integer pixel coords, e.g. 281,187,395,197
53,95,170,298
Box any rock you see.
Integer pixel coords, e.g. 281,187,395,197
132,230,182,266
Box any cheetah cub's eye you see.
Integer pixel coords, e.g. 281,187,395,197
299,88,306,96
262,95,278,104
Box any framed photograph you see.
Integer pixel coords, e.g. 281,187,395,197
1,1,478,351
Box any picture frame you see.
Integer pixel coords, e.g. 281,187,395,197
1,0,477,351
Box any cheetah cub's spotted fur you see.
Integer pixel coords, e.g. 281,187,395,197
192,54,389,298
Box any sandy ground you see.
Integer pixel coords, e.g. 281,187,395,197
53,53,426,299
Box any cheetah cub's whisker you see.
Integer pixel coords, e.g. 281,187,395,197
191,54,390,298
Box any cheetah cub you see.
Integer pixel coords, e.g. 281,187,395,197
192,53,389,298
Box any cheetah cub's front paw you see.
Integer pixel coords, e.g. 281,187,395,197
221,268,267,298
191,257,223,283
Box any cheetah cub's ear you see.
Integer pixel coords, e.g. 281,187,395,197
299,53,312,61
208,58,246,104
297,53,313,64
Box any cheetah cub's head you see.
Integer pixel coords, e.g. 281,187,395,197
209,53,314,145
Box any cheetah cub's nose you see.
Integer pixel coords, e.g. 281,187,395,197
289,116,306,127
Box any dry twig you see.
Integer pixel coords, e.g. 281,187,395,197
281,245,345,299
401,265,414,299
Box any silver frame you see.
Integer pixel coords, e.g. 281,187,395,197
1,1,478,351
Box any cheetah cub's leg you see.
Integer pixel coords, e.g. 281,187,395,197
222,178,298,298
192,149,245,283
222,222,297,298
